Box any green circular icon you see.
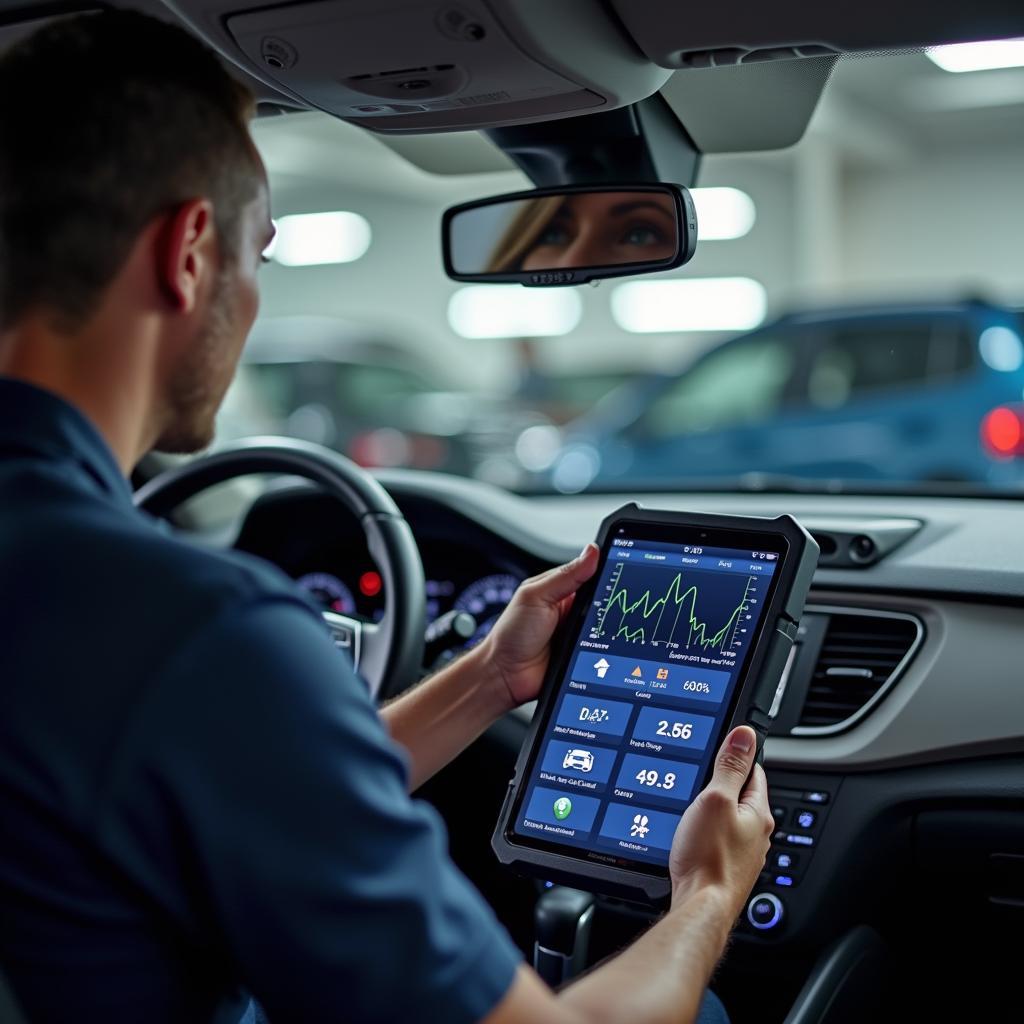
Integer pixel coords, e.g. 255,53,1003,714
553,797,572,820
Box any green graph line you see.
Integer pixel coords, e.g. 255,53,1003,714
597,569,751,651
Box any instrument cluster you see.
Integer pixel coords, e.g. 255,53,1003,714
292,540,525,665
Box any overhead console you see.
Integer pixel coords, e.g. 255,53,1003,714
160,0,670,133
161,0,1024,146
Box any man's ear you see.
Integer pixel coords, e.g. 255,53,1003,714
157,199,217,313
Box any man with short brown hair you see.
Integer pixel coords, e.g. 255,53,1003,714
0,12,771,1024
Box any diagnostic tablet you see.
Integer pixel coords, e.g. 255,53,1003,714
493,503,818,904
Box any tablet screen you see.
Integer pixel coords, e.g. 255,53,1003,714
509,522,784,871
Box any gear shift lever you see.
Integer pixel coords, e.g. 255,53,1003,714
533,886,596,986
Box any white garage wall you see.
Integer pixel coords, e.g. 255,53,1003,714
841,142,1024,303
256,183,481,379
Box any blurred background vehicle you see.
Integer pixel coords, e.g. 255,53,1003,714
537,300,1024,492
218,316,554,478
505,339,645,425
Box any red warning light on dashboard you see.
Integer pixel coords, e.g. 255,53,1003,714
359,571,383,597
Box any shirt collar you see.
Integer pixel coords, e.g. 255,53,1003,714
0,376,133,506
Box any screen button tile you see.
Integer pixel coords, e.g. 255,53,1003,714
540,739,618,787
555,693,633,738
598,802,682,851
522,787,602,834
612,753,699,804
631,705,716,752
570,651,730,705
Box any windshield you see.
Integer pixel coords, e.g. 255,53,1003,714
220,49,1024,495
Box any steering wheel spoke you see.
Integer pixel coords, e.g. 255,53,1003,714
322,610,363,666
321,612,390,702
357,620,389,700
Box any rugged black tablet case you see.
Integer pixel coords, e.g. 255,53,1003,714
492,502,819,905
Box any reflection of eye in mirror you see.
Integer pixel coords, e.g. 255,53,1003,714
516,193,677,272
444,185,695,286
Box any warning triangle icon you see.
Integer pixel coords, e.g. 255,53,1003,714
631,666,643,677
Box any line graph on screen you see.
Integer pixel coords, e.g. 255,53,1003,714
590,560,756,654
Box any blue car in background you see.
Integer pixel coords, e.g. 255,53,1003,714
546,301,1024,492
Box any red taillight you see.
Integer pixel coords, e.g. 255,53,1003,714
981,405,1024,458
347,428,412,468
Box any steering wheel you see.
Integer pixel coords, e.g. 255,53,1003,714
134,437,426,701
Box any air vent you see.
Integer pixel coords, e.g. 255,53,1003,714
811,531,838,558
794,610,922,733
676,43,838,68
801,518,922,568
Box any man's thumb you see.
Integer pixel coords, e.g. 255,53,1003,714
709,726,757,798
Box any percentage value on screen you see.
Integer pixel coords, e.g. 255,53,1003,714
682,680,712,694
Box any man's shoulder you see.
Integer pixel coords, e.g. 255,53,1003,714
143,519,307,608
106,512,319,629
0,474,319,642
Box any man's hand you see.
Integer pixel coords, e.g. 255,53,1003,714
477,544,599,711
668,725,775,912
381,545,598,789
487,728,771,1024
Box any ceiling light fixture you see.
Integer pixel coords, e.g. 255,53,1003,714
926,37,1024,73
610,277,767,333
690,187,756,240
272,211,372,266
447,285,582,339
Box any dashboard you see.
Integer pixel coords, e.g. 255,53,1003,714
232,487,544,668
219,470,1024,1019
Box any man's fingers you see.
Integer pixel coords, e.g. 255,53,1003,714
526,543,599,606
739,761,769,811
708,726,758,800
739,763,774,842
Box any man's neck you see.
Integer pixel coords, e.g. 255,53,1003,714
0,314,162,474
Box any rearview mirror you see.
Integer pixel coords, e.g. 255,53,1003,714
442,183,697,287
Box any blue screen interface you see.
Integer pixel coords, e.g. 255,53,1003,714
512,533,779,867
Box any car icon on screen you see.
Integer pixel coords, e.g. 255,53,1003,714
562,749,595,773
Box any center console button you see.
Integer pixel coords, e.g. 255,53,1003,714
746,892,784,931
783,832,814,848
795,809,817,830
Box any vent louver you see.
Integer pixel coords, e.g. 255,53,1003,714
796,612,921,730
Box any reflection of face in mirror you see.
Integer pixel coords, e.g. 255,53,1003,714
485,192,677,274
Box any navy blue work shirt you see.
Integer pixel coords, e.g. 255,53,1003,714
0,378,521,1024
